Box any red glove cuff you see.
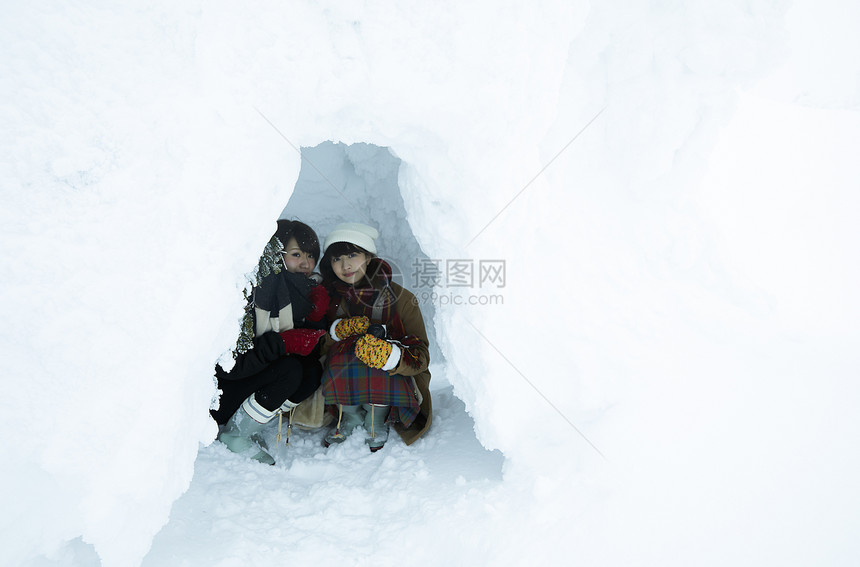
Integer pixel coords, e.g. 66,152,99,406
279,328,326,356
307,285,330,322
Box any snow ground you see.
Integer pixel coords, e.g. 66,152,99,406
34,374,512,567
141,377,507,567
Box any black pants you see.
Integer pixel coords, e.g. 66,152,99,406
210,355,322,425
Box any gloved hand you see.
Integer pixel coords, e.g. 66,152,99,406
355,334,401,370
330,315,370,341
279,328,327,356
306,284,329,322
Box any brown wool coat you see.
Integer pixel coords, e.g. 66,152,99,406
322,280,432,445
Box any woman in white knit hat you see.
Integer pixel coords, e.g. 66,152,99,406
318,222,432,451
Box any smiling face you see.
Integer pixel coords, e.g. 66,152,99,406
281,237,317,276
329,250,370,285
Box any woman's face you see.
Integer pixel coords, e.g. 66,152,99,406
282,237,316,276
330,250,370,285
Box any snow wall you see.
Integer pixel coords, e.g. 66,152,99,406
2,1,859,566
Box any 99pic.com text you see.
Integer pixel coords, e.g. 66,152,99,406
411,291,504,307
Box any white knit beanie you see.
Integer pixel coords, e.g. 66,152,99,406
323,222,379,255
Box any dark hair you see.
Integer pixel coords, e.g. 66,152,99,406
320,240,376,287
274,219,320,260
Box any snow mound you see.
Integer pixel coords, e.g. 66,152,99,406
2,1,859,566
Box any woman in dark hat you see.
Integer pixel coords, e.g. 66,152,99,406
211,220,329,464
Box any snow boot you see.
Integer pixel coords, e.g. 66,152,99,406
276,398,299,446
324,404,364,446
363,404,390,452
218,394,277,465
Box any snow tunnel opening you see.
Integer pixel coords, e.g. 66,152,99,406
272,141,504,479
279,141,443,365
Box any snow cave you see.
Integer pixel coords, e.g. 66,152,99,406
4,2,859,566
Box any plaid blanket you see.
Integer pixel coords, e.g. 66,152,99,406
322,337,421,427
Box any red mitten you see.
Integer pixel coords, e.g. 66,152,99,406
279,328,326,356
307,284,329,322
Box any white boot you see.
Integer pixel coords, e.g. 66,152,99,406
218,395,277,465
363,404,390,452
324,404,365,446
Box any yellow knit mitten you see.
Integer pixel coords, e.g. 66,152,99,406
333,316,370,340
354,334,393,369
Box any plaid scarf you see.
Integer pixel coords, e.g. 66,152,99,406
329,259,402,333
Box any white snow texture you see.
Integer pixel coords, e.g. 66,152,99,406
1,1,859,566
